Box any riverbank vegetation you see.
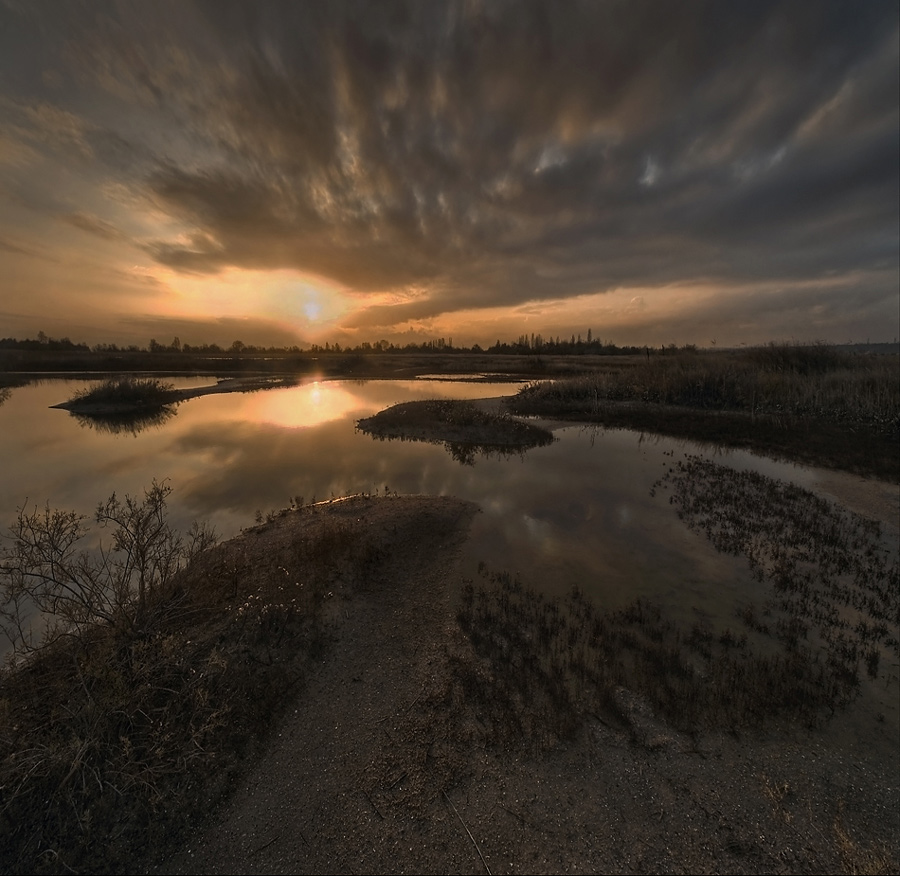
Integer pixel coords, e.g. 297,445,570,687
509,343,900,481
1,472,897,873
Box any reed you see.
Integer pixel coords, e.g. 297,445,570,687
512,344,899,436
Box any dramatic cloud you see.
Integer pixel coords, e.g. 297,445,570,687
0,0,897,346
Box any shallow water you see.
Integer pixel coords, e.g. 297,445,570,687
1,377,897,758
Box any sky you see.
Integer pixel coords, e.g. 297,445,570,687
0,0,898,350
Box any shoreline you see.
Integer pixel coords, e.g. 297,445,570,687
3,375,898,873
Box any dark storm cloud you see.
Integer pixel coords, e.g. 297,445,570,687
3,0,898,324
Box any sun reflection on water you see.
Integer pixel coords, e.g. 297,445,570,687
246,381,364,428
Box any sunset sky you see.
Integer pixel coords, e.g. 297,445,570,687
1,0,897,350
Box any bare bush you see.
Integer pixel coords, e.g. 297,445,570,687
0,480,216,662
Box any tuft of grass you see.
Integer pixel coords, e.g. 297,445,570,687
833,800,897,875
69,376,176,409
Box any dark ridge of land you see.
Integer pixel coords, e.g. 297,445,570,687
1,349,608,381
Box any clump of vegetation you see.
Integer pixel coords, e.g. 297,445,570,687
69,375,176,409
0,484,373,874
656,456,899,678
357,399,555,465
1,482,216,658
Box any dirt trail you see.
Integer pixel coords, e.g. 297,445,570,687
144,495,899,875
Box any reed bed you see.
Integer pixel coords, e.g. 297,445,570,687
511,344,899,437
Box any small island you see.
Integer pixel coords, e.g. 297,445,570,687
356,398,555,450
51,375,298,415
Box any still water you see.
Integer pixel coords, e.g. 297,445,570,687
1,377,897,750
0,374,879,618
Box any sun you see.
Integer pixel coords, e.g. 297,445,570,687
154,267,350,331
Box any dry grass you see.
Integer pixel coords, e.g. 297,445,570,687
0,493,383,875
513,344,899,433
509,344,900,480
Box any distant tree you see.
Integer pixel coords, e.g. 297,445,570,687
230,340,245,354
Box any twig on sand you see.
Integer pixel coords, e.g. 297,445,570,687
443,789,492,875
251,835,280,856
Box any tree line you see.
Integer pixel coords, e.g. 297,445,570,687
1,330,698,358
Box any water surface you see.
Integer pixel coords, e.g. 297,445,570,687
1,377,897,757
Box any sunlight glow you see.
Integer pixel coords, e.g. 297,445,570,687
248,382,364,428
157,267,349,328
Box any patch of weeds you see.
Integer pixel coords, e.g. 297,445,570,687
454,563,864,753
656,456,899,689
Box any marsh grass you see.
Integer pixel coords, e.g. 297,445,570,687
513,344,898,430
657,456,899,679
455,458,898,749
509,344,899,479
455,572,859,749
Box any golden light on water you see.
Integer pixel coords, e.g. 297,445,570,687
247,382,364,429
